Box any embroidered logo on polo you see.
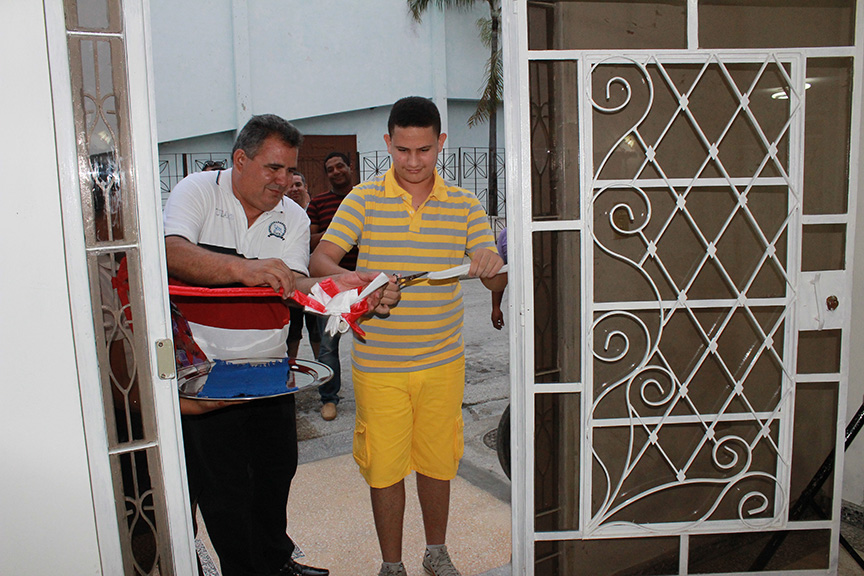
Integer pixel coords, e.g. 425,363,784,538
268,221,287,240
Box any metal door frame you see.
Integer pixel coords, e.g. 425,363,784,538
502,1,864,574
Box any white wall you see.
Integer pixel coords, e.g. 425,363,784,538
150,0,493,146
158,130,236,155
0,2,102,574
149,0,237,142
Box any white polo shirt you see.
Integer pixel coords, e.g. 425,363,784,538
163,169,310,359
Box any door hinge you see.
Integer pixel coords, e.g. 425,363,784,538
155,339,176,379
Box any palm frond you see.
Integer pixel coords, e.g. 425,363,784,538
477,17,493,48
408,0,479,22
407,0,502,127
468,46,502,127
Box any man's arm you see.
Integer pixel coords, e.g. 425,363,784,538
309,223,326,250
468,247,508,292
310,239,350,277
491,289,505,330
165,235,298,297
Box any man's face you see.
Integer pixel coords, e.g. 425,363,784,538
232,135,298,219
286,173,309,208
324,155,353,192
384,126,446,190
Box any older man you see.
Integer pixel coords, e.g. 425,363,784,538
164,114,398,576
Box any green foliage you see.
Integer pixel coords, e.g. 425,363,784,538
407,0,502,128
408,0,503,213
407,0,479,23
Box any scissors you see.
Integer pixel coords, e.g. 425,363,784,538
397,271,429,288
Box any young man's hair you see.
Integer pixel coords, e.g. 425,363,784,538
233,114,303,158
293,171,306,185
387,96,441,136
324,151,351,168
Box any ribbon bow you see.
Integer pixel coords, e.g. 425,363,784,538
291,273,389,338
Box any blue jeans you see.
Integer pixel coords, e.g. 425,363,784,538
316,316,342,405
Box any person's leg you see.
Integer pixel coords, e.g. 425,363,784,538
371,480,406,563
287,307,303,359
305,312,321,359
184,405,273,576
287,338,301,359
247,395,298,572
353,366,414,565
316,316,341,412
416,474,450,545
409,359,466,570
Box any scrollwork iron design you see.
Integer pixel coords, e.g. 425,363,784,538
586,55,794,536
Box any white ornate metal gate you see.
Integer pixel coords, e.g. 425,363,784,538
587,53,803,537
504,1,862,574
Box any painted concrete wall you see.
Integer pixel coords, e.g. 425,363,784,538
150,0,495,147
0,2,102,574
149,0,237,142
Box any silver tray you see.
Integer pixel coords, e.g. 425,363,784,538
177,357,333,401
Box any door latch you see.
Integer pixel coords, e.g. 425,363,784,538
155,339,176,380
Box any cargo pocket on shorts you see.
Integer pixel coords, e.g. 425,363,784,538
353,418,370,469
454,414,465,463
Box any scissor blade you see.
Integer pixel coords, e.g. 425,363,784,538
397,271,428,287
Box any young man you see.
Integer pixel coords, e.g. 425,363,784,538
164,114,398,576
310,97,506,576
306,152,359,420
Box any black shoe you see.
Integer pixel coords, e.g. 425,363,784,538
279,558,329,576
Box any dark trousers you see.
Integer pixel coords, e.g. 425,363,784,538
182,395,298,576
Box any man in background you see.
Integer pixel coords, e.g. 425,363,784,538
285,171,321,359
306,152,359,421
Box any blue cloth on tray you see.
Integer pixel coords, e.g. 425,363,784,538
197,358,297,399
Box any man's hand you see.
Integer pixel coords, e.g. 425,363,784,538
331,270,401,315
470,248,508,293
179,398,229,415
491,289,505,330
239,258,296,298
469,247,505,278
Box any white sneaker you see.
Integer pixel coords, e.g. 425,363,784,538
422,546,462,576
378,561,407,576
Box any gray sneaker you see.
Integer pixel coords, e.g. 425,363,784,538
422,547,462,576
378,561,407,576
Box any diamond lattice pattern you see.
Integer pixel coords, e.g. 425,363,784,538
588,55,802,534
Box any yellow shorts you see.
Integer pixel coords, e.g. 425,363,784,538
352,359,466,488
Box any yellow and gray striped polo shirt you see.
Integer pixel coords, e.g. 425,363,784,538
322,167,497,373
